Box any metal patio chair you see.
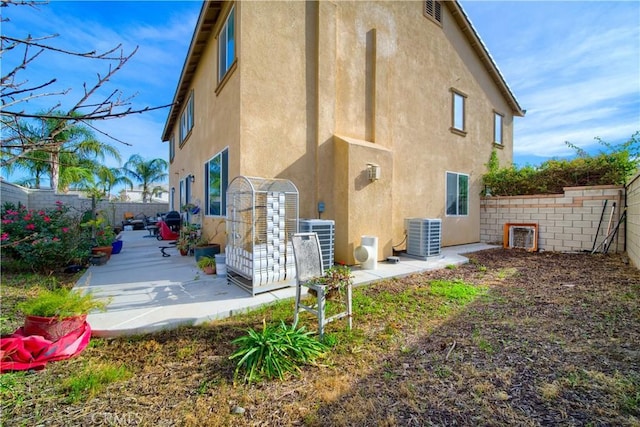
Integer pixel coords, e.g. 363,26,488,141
292,232,352,339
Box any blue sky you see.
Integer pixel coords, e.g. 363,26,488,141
2,0,639,187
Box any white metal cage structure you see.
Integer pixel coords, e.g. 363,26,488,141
226,176,299,295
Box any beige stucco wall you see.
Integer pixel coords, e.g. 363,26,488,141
168,2,240,245
167,1,519,263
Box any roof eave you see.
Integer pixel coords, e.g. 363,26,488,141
447,1,525,117
161,1,224,142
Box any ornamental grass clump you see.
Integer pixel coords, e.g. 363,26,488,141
18,287,108,319
229,320,327,384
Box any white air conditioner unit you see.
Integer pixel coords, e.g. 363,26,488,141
299,219,335,271
405,218,442,259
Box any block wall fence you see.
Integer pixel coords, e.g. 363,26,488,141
0,181,168,227
480,185,625,254
625,173,640,269
5,179,640,269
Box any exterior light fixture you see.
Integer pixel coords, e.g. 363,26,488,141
367,163,380,181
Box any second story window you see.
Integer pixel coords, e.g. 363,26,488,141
179,91,194,145
218,6,236,83
494,112,503,145
169,135,175,162
451,89,466,135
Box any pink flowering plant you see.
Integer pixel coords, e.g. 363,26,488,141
0,201,92,273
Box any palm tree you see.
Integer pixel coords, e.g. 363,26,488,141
94,166,133,199
2,113,122,191
123,154,168,203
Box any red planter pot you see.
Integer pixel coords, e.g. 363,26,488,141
92,246,113,260
23,314,87,342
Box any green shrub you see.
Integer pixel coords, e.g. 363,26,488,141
0,201,92,273
229,320,327,384
482,131,639,196
17,287,108,318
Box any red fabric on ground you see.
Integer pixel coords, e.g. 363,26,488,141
0,322,91,373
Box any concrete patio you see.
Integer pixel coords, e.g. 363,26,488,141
76,230,495,338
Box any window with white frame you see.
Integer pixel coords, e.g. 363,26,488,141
218,6,236,83
446,172,469,216
205,148,229,216
179,91,194,145
494,112,503,145
451,90,466,133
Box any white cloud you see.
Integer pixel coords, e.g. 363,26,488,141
462,1,640,162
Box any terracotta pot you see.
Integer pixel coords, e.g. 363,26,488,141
179,249,189,256
202,266,216,275
24,314,87,342
92,245,113,260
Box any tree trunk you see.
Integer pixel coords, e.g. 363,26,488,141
49,149,60,192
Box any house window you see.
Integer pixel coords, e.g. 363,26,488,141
205,148,229,216
218,6,236,83
424,0,442,24
169,135,175,162
179,91,194,145
179,180,185,210
494,112,503,145
446,172,469,216
451,89,466,134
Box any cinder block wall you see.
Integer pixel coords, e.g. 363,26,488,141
1,181,168,227
480,185,625,253
625,174,640,268
0,181,30,206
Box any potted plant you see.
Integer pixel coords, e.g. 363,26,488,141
193,234,220,261
308,265,353,301
18,287,109,341
193,220,225,261
176,237,191,256
197,255,216,275
82,217,116,259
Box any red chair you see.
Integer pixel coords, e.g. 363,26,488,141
156,221,179,241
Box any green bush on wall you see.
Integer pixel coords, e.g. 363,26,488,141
482,131,639,196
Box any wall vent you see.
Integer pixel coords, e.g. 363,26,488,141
424,0,442,23
503,223,538,252
405,218,442,259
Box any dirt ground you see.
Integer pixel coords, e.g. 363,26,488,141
2,249,639,426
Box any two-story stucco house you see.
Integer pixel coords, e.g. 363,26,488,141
162,0,524,265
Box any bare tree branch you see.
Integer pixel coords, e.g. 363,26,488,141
0,0,174,187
